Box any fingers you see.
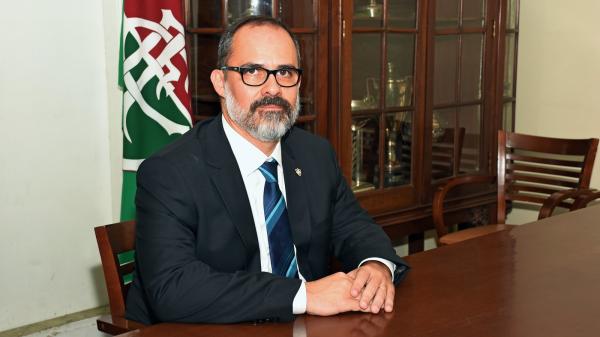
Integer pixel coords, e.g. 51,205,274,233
368,284,387,313
352,262,395,313
359,275,384,311
306,272,369,316
350,268,370,298
384,285,395,312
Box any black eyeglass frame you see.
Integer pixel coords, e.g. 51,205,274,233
220,66,303,87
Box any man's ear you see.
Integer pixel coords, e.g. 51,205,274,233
210,69,225,97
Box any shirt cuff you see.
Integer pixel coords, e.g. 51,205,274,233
359,258,396,282
292,281,307,314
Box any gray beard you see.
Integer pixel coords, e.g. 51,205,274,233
224,86,300,142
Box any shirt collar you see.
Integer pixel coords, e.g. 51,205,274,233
222,114,282,177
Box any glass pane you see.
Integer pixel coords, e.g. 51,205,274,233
432,109,456,180
228,0,272,23
460,34,484,102
458,105,482,173
298,35,315,116
279,0,314,28
388,0,417,29
462,0,486,28
386,34,415,107
436,0,460,29
351,116,380,192
352,34,381,111
502,102,514,132
504,33,516,98
353,0,383,28
434,35,459,105
190,35,220,116
189,0,222,28
507,0,518,29
384,112,412,187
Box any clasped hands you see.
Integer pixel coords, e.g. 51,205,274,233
306,261,394,316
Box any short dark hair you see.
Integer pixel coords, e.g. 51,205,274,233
217,16,301,68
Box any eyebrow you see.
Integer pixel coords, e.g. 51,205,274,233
240,63,298,69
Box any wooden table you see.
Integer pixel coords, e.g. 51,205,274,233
116,205,600,337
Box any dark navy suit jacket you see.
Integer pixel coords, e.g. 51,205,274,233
125,115,408,324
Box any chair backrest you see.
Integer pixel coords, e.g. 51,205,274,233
431,127,466,180
497,131,599,223
95,220,136,318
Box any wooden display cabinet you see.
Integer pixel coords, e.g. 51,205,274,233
184,0,519,253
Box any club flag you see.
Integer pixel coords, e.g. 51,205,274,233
119,0,193,220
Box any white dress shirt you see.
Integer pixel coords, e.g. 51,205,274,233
221,115,394,315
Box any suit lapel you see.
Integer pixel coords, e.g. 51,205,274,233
199,117,260,261
281,139,313,279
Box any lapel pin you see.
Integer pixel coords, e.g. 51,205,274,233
295,168,302,176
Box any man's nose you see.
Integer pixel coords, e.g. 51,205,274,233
261,73,282,96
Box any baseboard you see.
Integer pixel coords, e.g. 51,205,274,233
0,306,109,337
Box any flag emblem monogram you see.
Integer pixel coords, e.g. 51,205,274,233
121,4,192,171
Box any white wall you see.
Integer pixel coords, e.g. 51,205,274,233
0,0,123,331
507,0,600,224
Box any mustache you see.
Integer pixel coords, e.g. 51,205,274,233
250,96,292,113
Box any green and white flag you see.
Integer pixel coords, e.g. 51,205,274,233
119,0,192,220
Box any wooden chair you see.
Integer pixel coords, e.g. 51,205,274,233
433,130,598,246
431,127,466,180
539,188,600,218
399,125,465,181
95,220,145,335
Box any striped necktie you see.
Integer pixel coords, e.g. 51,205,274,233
258,160,298,278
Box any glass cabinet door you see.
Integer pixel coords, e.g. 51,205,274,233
430,0,489,181
501,0,519,132
349,0,419,193
185,0,328,136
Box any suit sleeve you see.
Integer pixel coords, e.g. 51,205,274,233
325,145,410,284
133,157,302,323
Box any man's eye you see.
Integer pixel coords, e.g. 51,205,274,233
243,67,259,75
277,69,291,77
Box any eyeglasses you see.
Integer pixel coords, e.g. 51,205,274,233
220,66,302,87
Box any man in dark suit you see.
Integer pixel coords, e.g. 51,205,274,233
126,15,408,325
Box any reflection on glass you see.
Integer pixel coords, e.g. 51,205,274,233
228,0,272,23
189,0,222,28
432,109,456,180
297,35,314,116
460,34,484,101
436,0,460,29
458,105,481,173
384,112,412,187
434,35,459,104
462,0,486,28
353,0,383,27
352,34,381,110
386,34,415,107
279,0,314,28
507,0,518,29
351,116,379,192
503,102,514,131
504,34,516,98
388,0,417,29
190,35,221,116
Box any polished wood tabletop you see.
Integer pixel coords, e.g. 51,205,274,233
116,205,600,337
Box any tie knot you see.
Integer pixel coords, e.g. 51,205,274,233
259,160,278,183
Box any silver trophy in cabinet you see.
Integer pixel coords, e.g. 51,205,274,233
351,120,375,192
